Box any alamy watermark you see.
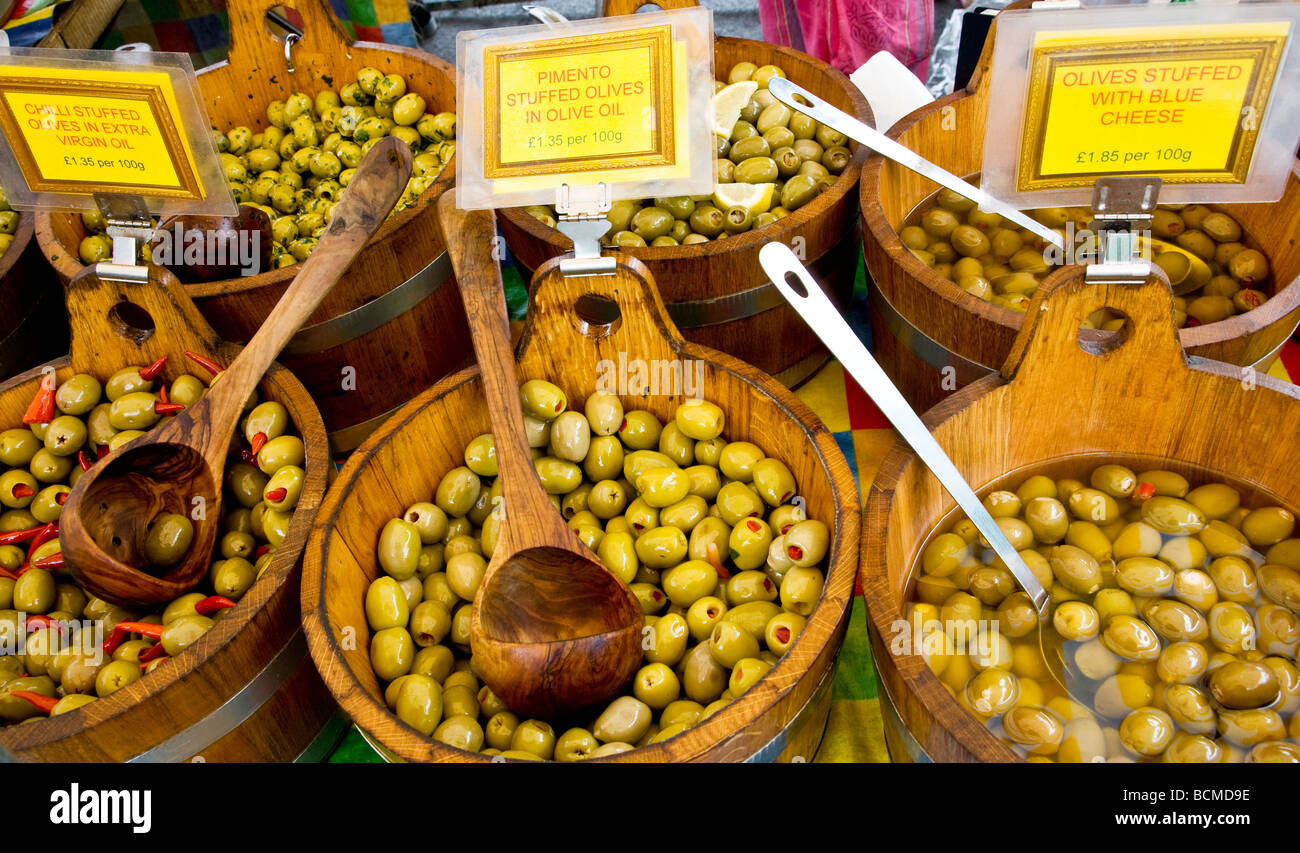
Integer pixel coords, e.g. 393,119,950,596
150,221,262,276
595,353,704,400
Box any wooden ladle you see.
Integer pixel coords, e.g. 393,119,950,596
438,195,643,720
62,137,412,608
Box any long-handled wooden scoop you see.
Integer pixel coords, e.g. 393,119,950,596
438,195,643,720
62,137,412,608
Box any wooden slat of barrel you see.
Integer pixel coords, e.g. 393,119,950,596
0,266,334,762
35,0,471,452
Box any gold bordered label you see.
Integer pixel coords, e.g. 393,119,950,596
0,65,203,199
483,24,676,179
1017,22,1290,192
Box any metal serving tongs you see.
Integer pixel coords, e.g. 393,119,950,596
759,242,1050,614
767,78,1065,252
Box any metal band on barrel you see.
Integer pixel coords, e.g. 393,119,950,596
743,664,836,762
127,630,309,763
281,251,453,356
869,284,997,376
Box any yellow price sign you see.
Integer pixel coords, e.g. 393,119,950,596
1017,22,1290,192
483,25,678,180
0,64,204,200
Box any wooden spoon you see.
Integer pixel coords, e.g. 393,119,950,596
438,194,643,720
62,137,412,608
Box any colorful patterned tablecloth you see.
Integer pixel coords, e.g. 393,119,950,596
326,252,1300,763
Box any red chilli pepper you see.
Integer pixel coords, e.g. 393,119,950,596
745,519,761,533
55,492,68,506
1133,482,1157,504
250,432,268,455
28,522,58,552
705,542,730,580
787,544,804,562
0,567,17,581
100,621,164,656
254,544,269,559
184,350,224,377
26,614,65,634
10,691,58,715
194,595,236,617
264,487,287,502
21,373,56,425
30,553,65,572
154,402,186,416
158,386,170,405
11,483,34,500
137,355,168,382
0,524,46,546
138,642,167,663
240,448,257,465
97,445,109,460
78,450,94,472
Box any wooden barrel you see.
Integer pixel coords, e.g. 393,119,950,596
35,0,470,453
496,0,872,389
862,265,1300,762
859,11,1300,414
0,214,69,383
0,265,336,761
302,255,861,761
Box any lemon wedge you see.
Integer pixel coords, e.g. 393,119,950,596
712,80,758,137
712,182,775,215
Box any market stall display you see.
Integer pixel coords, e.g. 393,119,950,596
36,0,469,452
859,15,1300,412
862,265,1300,762
498,0,872,388
0,264,333,761
303,248,860,762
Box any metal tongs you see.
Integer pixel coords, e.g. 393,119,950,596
767,78,1066,252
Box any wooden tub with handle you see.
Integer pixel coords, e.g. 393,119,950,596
862,264,1300,762
303,251,860,762
0,265,337,761
859,5,1300,413
497,0,872,388
36,0,470,453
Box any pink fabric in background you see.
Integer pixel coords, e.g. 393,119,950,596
759,0,933,79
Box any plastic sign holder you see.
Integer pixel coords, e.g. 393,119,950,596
981,1,1300,208
455,8,715,275
0,47,235,282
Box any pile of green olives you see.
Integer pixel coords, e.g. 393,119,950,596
365,379,833,759
906,463,1300,763
521,61,850,247
0,360,309,725
0,190,19,260
902,187,1272,326
76,67,456,269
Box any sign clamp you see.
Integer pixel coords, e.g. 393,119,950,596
94,192,152,283
1084,176,1160,285
555,182,616,277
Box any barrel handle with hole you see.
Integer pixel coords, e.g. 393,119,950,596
601,0,699,17
997,266,1194,433
64,264,224,368
226,0,356,74
517,256,686,384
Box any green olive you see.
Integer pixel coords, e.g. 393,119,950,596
145,513,194,567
